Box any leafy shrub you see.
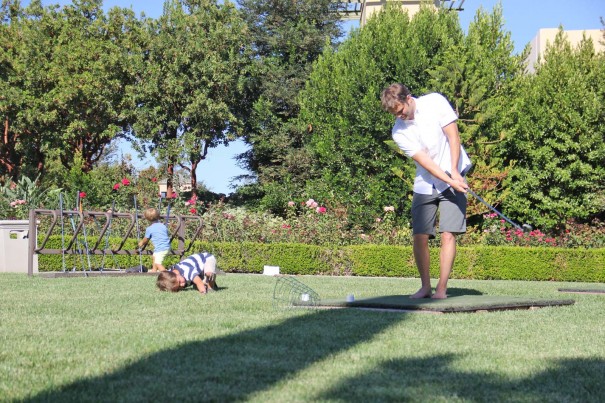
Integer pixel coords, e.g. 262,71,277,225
0,175,61,219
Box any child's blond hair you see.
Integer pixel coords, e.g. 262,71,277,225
156,271,180,292
144,208,160,222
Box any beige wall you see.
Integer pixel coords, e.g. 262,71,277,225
527,28,605,73
359,0,441,26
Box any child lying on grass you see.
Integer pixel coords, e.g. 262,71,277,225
156,252,217,294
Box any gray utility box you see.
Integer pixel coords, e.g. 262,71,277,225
0,220,38,273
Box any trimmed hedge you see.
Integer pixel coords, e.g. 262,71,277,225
36,237,605,282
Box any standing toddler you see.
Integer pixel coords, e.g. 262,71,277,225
138,208,171,272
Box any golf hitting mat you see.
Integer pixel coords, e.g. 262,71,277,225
309,295,574,313
558,288,605,295
273,277,574,313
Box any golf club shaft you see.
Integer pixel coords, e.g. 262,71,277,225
445,171,524,231
465,188,522,231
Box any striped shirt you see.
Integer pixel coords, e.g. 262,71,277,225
174,252,212,286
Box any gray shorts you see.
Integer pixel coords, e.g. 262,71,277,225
411,188,467,238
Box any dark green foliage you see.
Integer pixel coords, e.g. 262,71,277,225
347,245,417,277
502,30,605,229
130,0,250,194
1,1,143,179
203,241,329,274
234,0,342,212
454,246,605,282
299,6,462,226
427,5,525,219
38,239,605,282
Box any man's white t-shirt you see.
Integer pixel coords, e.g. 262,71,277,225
391,93,472,195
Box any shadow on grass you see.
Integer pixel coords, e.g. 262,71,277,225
446,287,483,296
25,296,596,402
26,308,405,402
318,354,604,402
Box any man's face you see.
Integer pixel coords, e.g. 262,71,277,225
391,96,415,120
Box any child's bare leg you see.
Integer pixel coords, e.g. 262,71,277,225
150,257,158,272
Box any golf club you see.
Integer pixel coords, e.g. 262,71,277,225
446,172,533,232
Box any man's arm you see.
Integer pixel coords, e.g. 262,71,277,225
442,121,464,183
412,151,468,193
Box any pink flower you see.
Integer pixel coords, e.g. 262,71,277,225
375,217,382,222
287,201,296,207
121,178,131,186
189,208,197,214
282,224,291,229
171,193,177,199
305,198,318,208
316,206,327,214
151,177,157,182
79,192,86,198
113,183,120,191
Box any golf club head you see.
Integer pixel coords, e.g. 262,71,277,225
521,224,533,233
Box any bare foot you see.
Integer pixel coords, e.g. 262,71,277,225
432,290,447,299
410,288,432,299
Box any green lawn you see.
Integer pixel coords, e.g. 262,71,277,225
1,273,603,402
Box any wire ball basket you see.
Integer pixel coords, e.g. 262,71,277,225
273,276,321,309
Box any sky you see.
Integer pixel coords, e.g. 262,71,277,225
30,0,604,194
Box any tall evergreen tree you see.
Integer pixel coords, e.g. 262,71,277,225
502,30,605,229
427,5,526,219
299,5,462,225
235,0,341,208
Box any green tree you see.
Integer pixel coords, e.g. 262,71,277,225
0,0,49,180
1,0,144,181
0,0,18,179
427,4,526,220
299,5,462,226
234,0,342,209
130,0,250,198
502,29,605,229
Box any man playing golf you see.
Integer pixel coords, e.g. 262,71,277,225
381,83,470,299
